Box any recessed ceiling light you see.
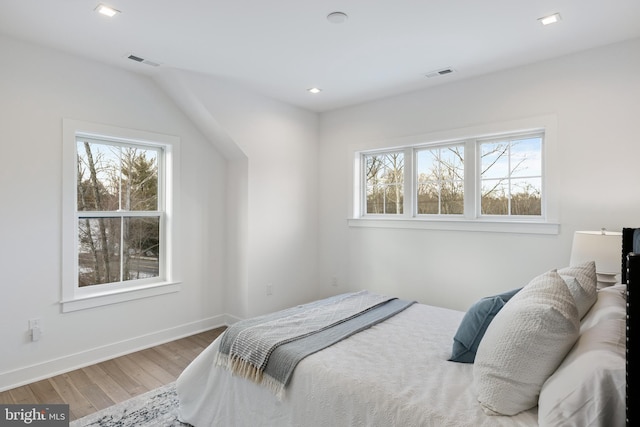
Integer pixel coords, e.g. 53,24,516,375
327,11,348,24
307,88,322,94
538,13,561,26
95,4,120,18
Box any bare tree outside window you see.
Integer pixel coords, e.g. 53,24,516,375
416,145,464,215
480,137,542,216
358,131,544,221
365,152,404,214
76,140,161,287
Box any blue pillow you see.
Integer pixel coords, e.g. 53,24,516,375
449,287,521,363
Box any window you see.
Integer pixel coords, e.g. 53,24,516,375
361,132,542,219
416,144,465,215
76,139,161,287
351,117,559,234
364,151,404,214
479,136,542,216
62,119,181,312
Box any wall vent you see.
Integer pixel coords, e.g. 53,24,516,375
127,54,160,67
425,67,455,78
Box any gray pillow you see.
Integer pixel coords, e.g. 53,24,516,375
449,287,521,363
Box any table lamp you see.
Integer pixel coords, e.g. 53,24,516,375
570,229,622,288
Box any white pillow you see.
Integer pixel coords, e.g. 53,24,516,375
558,261,597,319
580,284,626,333
473,269,580,416
538,318,625,427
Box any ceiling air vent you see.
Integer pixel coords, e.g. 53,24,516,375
126,54,160,67
425,67,455,78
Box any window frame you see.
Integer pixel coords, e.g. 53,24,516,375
476,131,545,219
414,141,466,217
361,149,407,216
62,119,181,312
349,115,559,235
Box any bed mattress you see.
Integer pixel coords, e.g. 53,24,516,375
176,303,538,427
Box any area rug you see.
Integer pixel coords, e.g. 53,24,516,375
70,382,191,427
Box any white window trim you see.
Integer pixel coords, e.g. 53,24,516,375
349,115,559,235
62,119,181,312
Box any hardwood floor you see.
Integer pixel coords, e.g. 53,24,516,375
0,327,226,421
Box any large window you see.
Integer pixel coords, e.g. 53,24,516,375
353,120,558,234
62,119,180,312
76,139,162,287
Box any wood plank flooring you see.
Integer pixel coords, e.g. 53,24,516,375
0,327,226,421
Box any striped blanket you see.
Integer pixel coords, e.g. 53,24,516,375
215,290,415,398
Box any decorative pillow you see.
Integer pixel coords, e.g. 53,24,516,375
557,261,597,319
473,270,580,416
538,318,625,427
449,287,521,363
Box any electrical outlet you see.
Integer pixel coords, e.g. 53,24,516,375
29,318,41,330
29,318,42,342
266,283,273,296
331,276,338,287
31,326,41,341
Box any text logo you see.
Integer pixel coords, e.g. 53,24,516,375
1,405,69,426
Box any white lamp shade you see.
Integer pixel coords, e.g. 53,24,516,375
570,230,622,275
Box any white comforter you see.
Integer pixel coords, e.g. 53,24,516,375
176,303,538,427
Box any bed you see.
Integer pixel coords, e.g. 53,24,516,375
176,229,637,427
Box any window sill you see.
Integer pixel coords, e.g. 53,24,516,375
347,218,559,235
61,281,181,313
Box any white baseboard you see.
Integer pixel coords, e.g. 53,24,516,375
224,313,242,324
0,314,233,392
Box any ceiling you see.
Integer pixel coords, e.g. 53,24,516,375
1,0,639,113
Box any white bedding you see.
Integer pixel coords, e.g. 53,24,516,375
176,303,538,427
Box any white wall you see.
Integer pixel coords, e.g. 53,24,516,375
0,34,229,388
0,32,320,390
157,70,320,318
318,38,640,311
0,36,228,389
